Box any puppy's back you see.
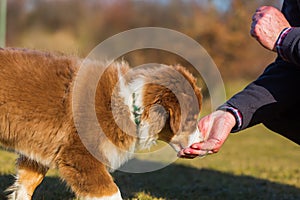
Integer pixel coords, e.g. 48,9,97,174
0,48,77,153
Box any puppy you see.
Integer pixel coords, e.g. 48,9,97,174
0,48,203,200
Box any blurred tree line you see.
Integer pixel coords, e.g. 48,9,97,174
6,0,281,81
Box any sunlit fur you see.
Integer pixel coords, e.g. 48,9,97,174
0,48,202,199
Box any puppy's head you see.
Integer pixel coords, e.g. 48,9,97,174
142,65,203,153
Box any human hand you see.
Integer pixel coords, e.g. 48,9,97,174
250,6,290,51
178,110,236,158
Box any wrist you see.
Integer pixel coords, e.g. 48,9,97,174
276,27,293,59
217,105,242,132
219,110,236,128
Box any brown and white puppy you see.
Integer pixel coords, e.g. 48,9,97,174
0,48,202,200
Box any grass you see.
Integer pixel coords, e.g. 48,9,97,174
0,125,299,200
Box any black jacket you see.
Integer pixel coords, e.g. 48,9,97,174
221,0,300,144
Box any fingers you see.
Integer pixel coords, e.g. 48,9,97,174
252,6,267,21
178,152,200,159
179,139,222,158
250,20,259,39
250,6,275,33
255,5,270,13
178,147,210,158
191,139,222,153
185,147,212,155
251,7,265,38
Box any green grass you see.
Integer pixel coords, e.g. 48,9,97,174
0,125,299,200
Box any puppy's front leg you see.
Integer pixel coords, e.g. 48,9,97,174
7,155,49,200
57,149,122,200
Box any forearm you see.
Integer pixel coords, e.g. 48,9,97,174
221,60,300,131
219,82,276,131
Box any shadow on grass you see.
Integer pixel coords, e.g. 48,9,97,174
115,161,300,200
1,159,300,200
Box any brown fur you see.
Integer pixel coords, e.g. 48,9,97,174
0,48,202,199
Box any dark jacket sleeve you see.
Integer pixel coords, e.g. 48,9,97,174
276,0,300,65
278,27,300,66
281,0,300,27
222,60,300,144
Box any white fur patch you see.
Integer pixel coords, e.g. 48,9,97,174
26,152,52,167
84,189,122,200
117,65,132,110
137,121,156,150
102,64,149,172
117,66,152,149
7,181,31,200
117,66,145,125
101,138,135,172
128,78,145,111
103,65,147,170
187,127,203,147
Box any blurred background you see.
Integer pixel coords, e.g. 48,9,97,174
2,1,300,200
4,0,282,82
